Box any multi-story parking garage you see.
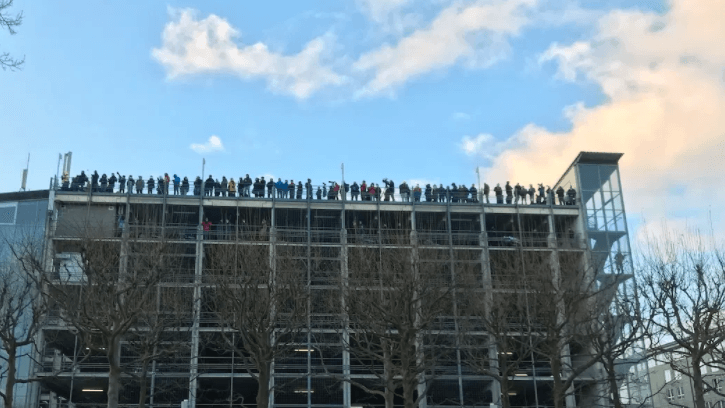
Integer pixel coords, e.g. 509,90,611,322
24,152,649,408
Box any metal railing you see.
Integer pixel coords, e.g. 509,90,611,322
56,180,579,208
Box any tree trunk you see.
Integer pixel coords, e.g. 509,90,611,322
107,337,122,408
402,375,415,408
4,344,16,408
137,359,151,408
692,357,706,408
499,376,511,408
551,356,565,408
401,342,416,408
606,357,623,408
383,341,395,408
257,364,271,408
384,380,395,408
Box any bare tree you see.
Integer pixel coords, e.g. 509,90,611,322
205,241,310,408
637,226,725,408
457,246,648,408
588,278,652,408
523,251,622,408
0,0,24,71
457,251,544,408
17,223,185,408
339,241,457,408
124,280,193,408
0,256,45,408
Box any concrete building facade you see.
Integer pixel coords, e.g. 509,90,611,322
8,152,648,408
0,190,51,408
648,349,725,408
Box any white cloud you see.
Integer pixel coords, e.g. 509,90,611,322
356,0,411,23
461,134,492,156
355,0,421,35
474,0,725,241
151,8,345,99
460,127,537,160
353,0,537,97
452,112,471,121
538,41,593,81
190,135,225,154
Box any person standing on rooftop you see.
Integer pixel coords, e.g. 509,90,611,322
228,178,236,197
164,173,171,195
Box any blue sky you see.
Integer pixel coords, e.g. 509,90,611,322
1,0,723,243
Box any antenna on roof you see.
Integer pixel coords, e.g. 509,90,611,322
55,153,62,189
20,153,30,191
63,152,72,177
55,152,72,190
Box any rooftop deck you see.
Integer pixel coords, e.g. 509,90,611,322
54,191,581,216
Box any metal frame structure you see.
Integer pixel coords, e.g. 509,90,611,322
31,152,647,408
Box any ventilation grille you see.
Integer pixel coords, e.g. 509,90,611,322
0,204,17,225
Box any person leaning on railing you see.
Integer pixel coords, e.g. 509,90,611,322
566,186,577,205
332,182,340,200
413,184,422,202
157,177,165,195
528,184,535,204
252,178,260,197
193,177,201,196
126,175,134,194
494,183,503,204
109,173,117,192
306,179,313,200
274,178,284,198
220,177,228,197
181,177,189,195
265,177,273,198
469,184,478,203
350,182,360,201
383,179,395,201
100,173,108,192
400,181,410,202
117,174,125,194
360,181,368,201
164,173,171,195
228,178,236,197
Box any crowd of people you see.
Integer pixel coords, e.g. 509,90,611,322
60,172,577,206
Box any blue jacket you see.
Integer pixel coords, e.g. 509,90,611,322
275,181,286,191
